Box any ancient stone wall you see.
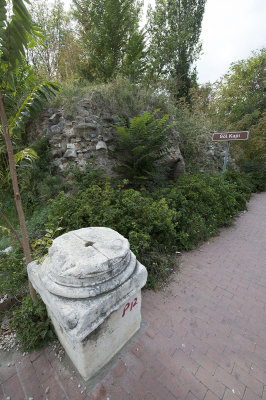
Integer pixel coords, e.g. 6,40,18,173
27,99,186,180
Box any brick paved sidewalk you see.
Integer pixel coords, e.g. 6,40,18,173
0,192,265,400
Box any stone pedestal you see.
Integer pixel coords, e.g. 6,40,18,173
28,227,147,380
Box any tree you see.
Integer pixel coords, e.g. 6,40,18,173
147,0,206,101
0,0,58,300
213,48,265,129
212,48,266,162
28,0,80,81
72,0,145,81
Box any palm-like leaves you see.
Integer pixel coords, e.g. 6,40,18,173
0,0,55,300
0,0,42,88
10,81,60,138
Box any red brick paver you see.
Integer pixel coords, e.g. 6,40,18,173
0,192,265,399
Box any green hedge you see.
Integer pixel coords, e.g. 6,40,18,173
0,171,259,292
47,172,254,286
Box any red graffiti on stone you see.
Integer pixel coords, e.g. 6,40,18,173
122,298,138,317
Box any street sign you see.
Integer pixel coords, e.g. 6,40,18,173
212,131,249,142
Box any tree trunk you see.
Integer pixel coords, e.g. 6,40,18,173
0,90,37,301
0,209,24,250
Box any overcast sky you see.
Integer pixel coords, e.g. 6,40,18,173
196,0,266,83
64,0,266,84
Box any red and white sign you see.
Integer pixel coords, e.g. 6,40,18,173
212,131,249,142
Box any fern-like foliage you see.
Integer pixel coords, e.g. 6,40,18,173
14,147,38,164
10,81,60,138
111,110,173,185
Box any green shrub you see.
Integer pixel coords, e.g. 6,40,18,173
48,181,178,287
238,160,266,192
0,249,28,296
26,206,51,239
10,295,55,352
19,138,64,207
70,163,105,191
152,173,250,250
47,171,253,283
223,170,253,199
110,111,172,185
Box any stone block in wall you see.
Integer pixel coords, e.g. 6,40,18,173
74,122,98,134
50,121,65,135
96,141,107,151
49,113,61,124
63,143,77,159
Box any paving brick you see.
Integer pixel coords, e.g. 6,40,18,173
140,370,176,400
223,349,251,374
223,388,242,400
158,369,188,398
136,343,165,378
179,367,208,400
145,326,158,339
173,348,199,374
0,365,16,383
143,393,157,400
204,390,220,400
123,352,146,380
206,348,234,374
250,364,266,385
2,373,25,400
131,342,145,358
254,344,266,360
243,387,262,400
239,349,266,374
190,348,217,375
118,371,147,400
16,354,45,399
231,333,256,352
111,360,127,378
185,332,210,355
42,375,66,400
156,350,182,376
29,348,44,362
186,392,199,400
88,383,107,400
153,318,175,338
141,330,177,356
214,366,245,399
59,375,86,400
233,364,263,397
0,384,4,400
33,354,53,383
102,372,131,400
196,367,225,399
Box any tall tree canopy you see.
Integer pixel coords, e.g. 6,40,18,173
72,0,145,81
28,0,80,81
213,48,265,129
212,48,266,163
147,0,206,101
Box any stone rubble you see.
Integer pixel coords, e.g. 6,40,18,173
27,102,186,179
0,330,17,351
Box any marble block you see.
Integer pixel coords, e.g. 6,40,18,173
28,227,147,380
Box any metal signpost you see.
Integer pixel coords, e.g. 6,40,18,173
212,131,249,171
